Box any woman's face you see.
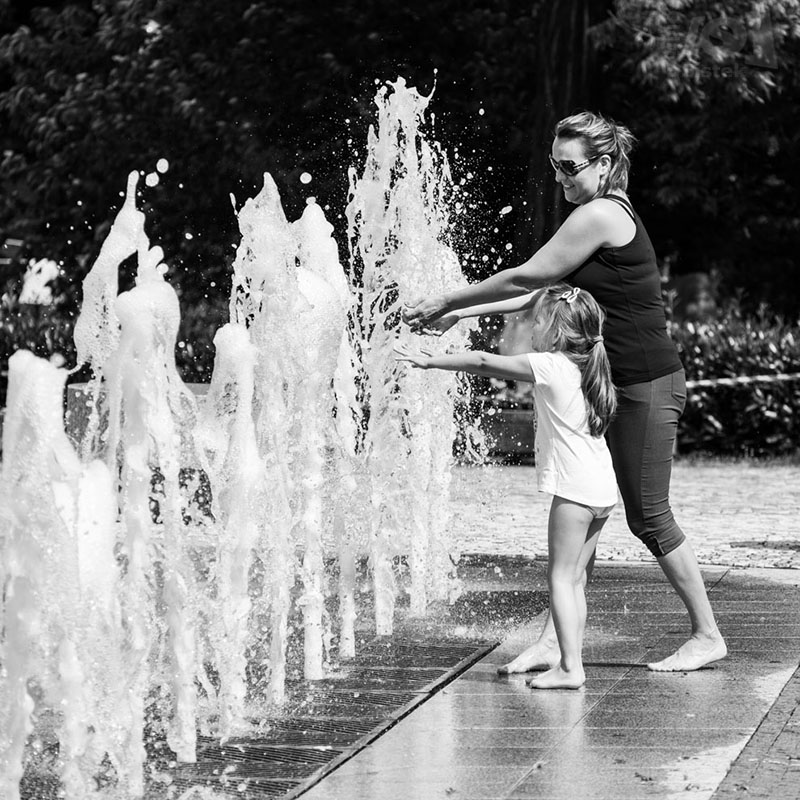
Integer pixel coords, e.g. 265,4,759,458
551,136,610,206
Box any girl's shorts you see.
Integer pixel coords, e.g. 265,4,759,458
583,503,616,519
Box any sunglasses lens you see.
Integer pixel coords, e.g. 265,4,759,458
550,158,577,176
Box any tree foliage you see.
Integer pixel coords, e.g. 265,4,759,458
0,0,799,405
0,0,547,307
592,0,800,313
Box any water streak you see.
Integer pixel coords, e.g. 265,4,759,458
0,78,482,798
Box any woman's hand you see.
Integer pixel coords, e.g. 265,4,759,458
401,294,449,330
393,341,433,369
406,310,461,337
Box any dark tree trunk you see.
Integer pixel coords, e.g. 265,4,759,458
498,0,609,355
516,0,610,258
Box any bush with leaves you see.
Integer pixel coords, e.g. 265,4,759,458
593,0,800,315
480,299,800,457
673,302,800,455
0,271,230,410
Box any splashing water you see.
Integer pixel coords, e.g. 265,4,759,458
347,77,479,628
19,258,60,305
0,352,129,798
0,78,484,799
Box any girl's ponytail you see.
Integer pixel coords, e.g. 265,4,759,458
581,336,616,437
533,284,617,437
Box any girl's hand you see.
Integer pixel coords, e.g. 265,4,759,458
393,341,433,369
402,294,448,330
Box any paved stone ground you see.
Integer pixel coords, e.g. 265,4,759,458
301,562,800,800
713,664,800,799
450,460,800,570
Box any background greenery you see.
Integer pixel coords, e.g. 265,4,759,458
1,0,799,454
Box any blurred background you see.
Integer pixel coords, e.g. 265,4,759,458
1,0,799,455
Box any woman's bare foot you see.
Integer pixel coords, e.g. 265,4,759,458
526,665,585,690
497,641,560,675
647,633,727,672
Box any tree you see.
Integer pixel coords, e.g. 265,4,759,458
0,0,556,396
592,0,800,314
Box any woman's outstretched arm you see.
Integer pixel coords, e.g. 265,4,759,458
404,201,616,326
411,290,544,336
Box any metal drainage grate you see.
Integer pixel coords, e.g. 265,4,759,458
157,637,497,799
306,665,448,692
170,773,301,799
198,744,340,765
354,640,490,668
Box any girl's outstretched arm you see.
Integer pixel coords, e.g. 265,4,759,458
394,342,534,383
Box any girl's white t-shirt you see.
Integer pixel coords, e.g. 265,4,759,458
526,351,618,507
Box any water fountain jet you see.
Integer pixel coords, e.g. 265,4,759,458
0,78,484,800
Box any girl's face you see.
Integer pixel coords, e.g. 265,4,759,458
551,136,610,206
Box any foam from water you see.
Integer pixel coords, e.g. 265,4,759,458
346,77,479,629
0,78,484,798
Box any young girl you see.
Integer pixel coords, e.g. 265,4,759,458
395,284,617,690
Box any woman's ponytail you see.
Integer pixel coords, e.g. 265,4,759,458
554,111,636,195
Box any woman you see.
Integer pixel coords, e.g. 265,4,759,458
403,111,727,673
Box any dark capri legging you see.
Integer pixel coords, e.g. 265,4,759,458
606,369,687,558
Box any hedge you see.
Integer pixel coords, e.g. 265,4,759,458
672,304,800,456
477,301,800,457
1,290,799,457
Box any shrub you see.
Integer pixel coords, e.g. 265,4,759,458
673,302,800,456
475,300,800,457
0,266,227,414
3,291,799,458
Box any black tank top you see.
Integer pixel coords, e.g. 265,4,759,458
566,194,682,387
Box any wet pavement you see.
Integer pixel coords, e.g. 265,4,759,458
299,459,800,799
301,560,800,800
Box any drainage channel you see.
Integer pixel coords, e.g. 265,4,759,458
164,639,498,799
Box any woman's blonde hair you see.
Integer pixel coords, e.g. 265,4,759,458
554,111,636,195
531,284,616,437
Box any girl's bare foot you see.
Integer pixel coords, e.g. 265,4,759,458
497,641,560,675
526,665,585,690
647,633,727,672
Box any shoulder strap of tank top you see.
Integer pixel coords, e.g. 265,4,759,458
601,193,636,222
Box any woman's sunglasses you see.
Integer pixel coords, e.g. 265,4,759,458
548,155,600,177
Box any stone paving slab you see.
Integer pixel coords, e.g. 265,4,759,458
301,562,800,800
451,461,800,569
712,666,800,800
